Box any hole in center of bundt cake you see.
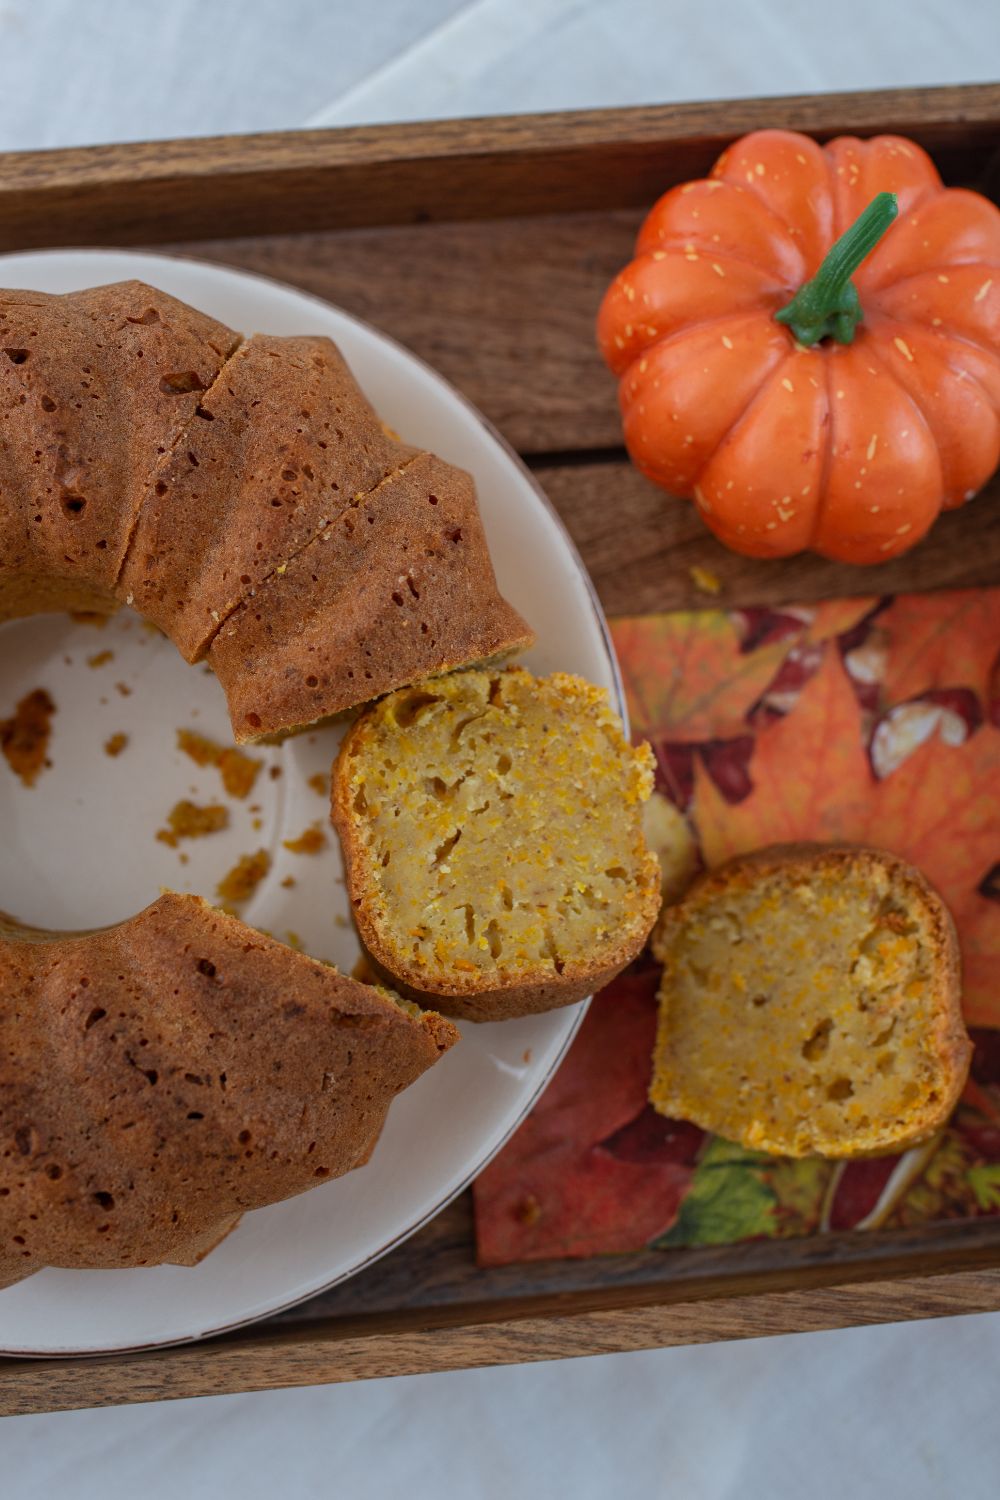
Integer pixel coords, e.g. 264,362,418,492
0,608,357,968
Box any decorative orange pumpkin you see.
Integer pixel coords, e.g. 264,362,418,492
597,130,1000,562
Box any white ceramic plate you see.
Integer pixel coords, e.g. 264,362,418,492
0,249,623,1357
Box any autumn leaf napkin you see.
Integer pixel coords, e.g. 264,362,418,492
475,589,1000,1264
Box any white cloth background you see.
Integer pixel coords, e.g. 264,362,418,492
2,1,1000,1494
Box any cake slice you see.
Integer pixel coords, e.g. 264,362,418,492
650,844,971,1157
0,893,458,1286
332,668,662,1021
118,333,418,661
209,453,534,742
0,281,239,621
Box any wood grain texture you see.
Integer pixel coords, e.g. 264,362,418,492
0,83,997,250
4,1264,1000,1417
265,1196,1000,1324
171,212,640,455
538,460,1000,614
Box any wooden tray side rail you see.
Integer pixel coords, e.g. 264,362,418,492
0,83,998,249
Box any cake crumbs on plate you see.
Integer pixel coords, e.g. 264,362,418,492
104,731,129,758
176,728,263,799
1,688,55,787
689,564,722,595
283,826,327,855
269,765,283,780
285,930,303,950
280,875,297,889
86,649,115,669
308,772,329,797
156,799,229,848
216,849,271,904
115,681,132,698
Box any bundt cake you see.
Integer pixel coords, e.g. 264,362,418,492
0,280,532,737
0,893,458,1289
649,845,970,1157
332,668,662,1021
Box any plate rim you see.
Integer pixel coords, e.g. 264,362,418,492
0,245,625,1359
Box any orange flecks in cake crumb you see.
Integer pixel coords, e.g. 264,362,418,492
280,875,297,889
176,728,263,800
86,649,115,669
156,800,229,848
216,849,271,904
283,826,327,855
1,689,55,787
308,772,329,797
104,732,129,758
115,682,132,698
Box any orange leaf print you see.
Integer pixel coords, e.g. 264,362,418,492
879,589,1000,708
806,596,880,643
693,647,874,863
692,646,1000,1028
613,610,790,743
864,724,1000,1028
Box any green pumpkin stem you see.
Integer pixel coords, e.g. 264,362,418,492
775,191,899,347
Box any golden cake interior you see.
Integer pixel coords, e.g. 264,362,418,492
651,852,969,1157
339,669,657,983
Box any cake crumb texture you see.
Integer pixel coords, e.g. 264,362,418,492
333,667,661,1020
650,844,971,1158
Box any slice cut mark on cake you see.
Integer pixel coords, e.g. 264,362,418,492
210,455,534,742
649,844,971,1158
332,667,661,1021
117,333,422,661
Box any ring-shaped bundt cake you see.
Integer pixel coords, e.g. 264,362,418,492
0,279,537,1284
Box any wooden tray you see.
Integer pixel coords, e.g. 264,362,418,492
2,82,1000,1416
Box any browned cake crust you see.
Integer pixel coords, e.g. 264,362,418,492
209,454,534,743
0,893,457,1288
0,280,532,740
650,843,971,1158
0,282,239,620
119,334,420,662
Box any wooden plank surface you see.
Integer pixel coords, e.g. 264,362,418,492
0,84,998,250
264,1197,1000,1324
539,460,1000,614
174,212,642,454
4,1263,1000,1417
